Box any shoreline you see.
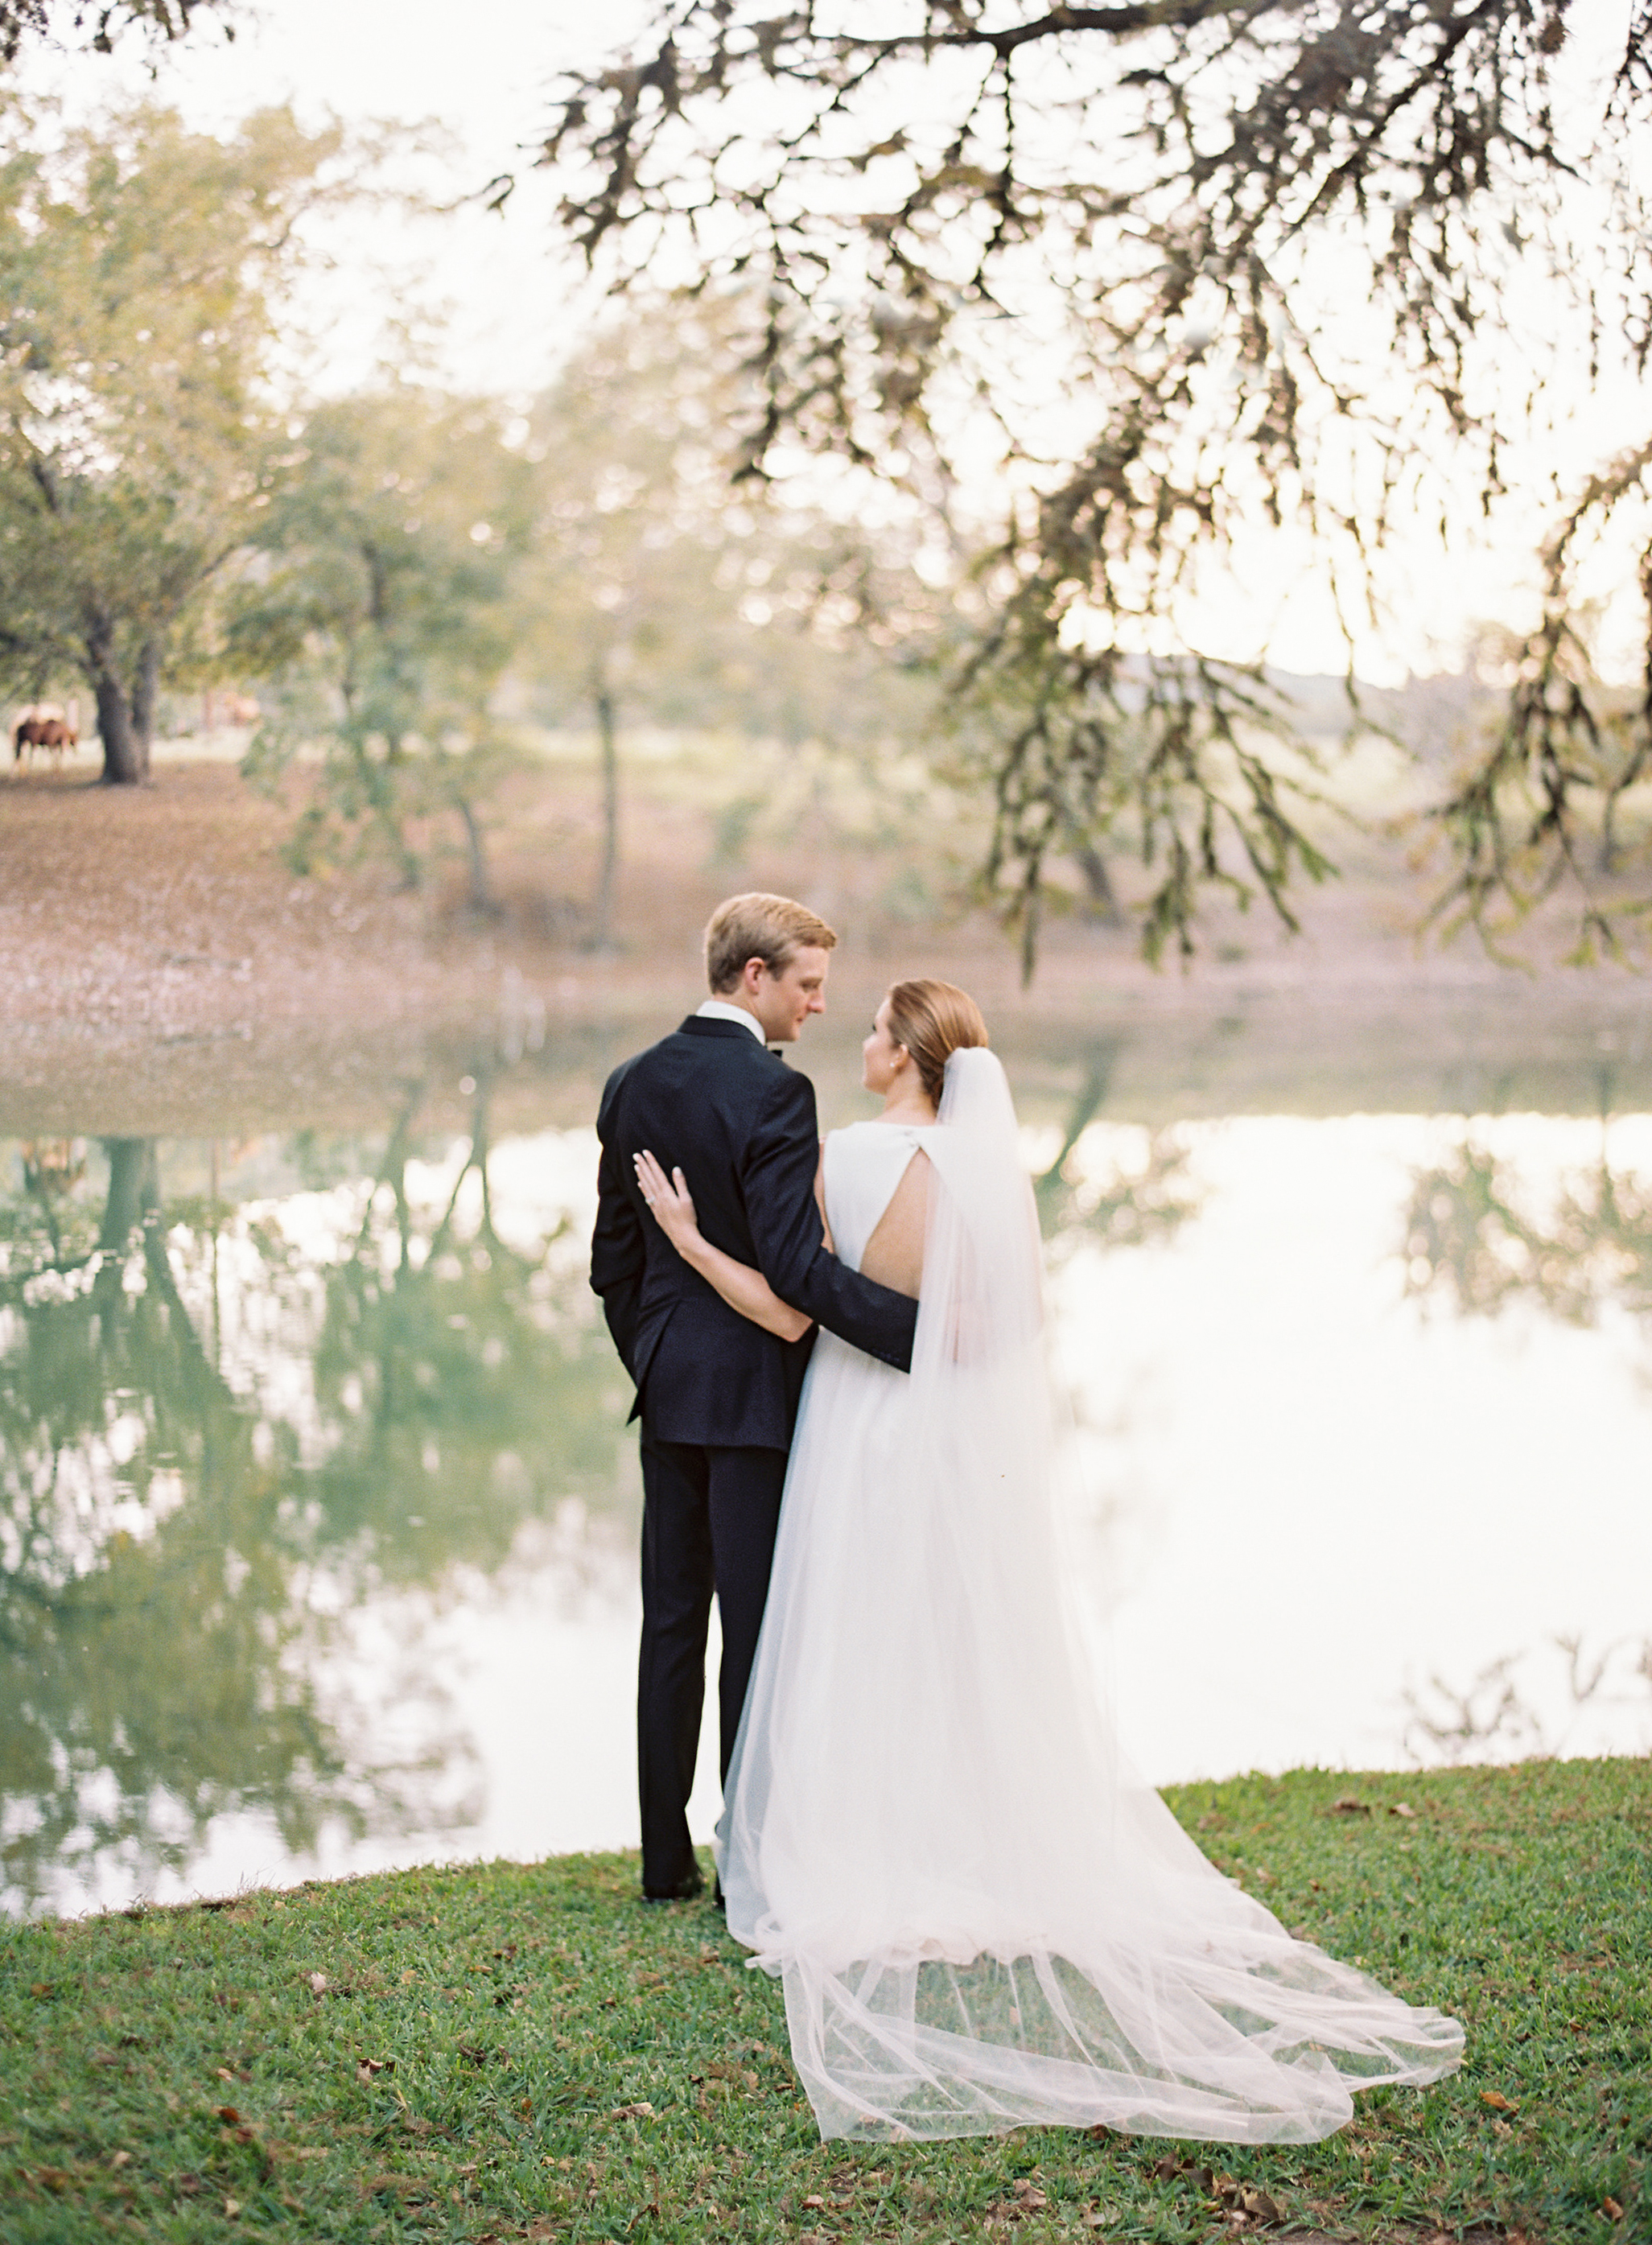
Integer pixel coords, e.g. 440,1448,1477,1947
6,760,1652,1135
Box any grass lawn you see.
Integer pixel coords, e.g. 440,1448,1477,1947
1,1760,1645,2243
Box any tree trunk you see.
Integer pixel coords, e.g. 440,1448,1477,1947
591,674,620,949
1074,842,1123,926
130,638,159,780
93,670,143,785
97,1138,159,1252
456,796,501,917
85,608,144,785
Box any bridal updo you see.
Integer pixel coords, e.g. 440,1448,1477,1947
884,979,989,1106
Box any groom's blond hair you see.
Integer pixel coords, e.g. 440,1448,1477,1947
704,893,838,993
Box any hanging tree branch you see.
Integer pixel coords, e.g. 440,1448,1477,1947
525,2,1652,966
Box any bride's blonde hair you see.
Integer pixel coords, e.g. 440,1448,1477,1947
884,979,989,1105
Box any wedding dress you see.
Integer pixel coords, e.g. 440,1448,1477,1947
716,1048,1463,2144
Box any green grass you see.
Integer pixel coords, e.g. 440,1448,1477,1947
1,1761,1646,2243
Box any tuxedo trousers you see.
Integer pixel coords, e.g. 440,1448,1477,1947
636,1433,787,1894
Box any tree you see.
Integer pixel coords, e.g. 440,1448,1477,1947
0,1,233,62
522,304,937,945
0,101,346,781
0,1096,631,1911
233,386,535,902
532,2,1652,965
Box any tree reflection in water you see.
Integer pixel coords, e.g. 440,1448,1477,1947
0,1082,628,1914
1032,1040,1204,1256
1402,1122,1652,1329
1398,1090,1652,1761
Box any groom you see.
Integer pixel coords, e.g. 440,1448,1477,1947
591,893,920,1901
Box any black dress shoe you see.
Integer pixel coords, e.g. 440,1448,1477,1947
641,1870,705,1905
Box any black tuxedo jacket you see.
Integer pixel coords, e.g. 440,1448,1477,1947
591,1015,919,1448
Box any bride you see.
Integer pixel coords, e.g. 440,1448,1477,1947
632,978,1463,2144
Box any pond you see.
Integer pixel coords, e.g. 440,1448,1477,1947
4,1018,1651,1917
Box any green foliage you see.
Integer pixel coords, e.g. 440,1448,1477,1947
0,1761,1644,2239
523,307,932,745
1426,488,1652,963
0,100,348,780
0,1107,630,1914
955,641,1341,979
535,3,1652,967
235,389,535,897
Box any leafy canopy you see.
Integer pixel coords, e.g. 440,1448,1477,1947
531,2,1652,966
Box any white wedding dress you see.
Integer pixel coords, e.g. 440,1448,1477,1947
716,1050,1463,2144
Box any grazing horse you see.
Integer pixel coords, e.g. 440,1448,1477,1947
13,714,79,770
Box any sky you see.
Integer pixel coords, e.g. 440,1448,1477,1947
14,0,1647,681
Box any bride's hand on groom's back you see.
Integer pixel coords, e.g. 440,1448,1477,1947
634,1150,701,1253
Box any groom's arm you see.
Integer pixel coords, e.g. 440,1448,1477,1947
591,1074,645,1375
744,1069,920,1374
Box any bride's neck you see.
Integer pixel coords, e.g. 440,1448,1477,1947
880,1085,937,1124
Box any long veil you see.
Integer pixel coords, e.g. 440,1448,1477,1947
719,1048,1463,2142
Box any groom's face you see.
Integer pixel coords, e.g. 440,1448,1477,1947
752,945,830,1043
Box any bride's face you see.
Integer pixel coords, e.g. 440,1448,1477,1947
862,999,910,1094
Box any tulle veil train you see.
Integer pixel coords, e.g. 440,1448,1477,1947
716,1048,1463,2143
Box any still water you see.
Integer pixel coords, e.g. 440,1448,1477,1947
4,1064,1650,1917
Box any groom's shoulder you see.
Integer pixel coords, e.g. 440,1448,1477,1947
601,1017,787,1095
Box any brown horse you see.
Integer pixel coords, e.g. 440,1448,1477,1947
13,715,79,769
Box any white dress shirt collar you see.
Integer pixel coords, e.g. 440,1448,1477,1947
695,999,766,1041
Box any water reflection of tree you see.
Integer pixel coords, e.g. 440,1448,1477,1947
1032,1040,1204,1257
0,1096,627,1913
1401,1633,1652,1765
1402,1109,1652,1328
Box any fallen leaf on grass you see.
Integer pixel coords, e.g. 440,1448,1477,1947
1481,2091,1520,2113
1603,2198,1625,2221
801,2194,826,2210
698,2058,760,2091
1236,2185,1281,2222
525,2222,558,2242
1389,1802,1417,1819
223,2199,241,2219
356,2055,393,2083
31,2167,71,2193
110,2151,131,2170
1330,1795,1371,1816
307,1972,328,1995
1010,2179,1049,2211
28,1981,53,1998
609,2102,656,2120
216,2105,241,2125
360,2173,431,2201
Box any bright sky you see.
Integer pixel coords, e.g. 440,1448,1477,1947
15,0,1646,680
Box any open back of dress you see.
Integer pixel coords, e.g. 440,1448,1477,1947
717,1057,1462,2143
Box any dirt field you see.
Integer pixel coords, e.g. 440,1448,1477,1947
3,753,1651,1135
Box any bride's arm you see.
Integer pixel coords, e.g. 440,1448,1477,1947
633,1150,813,1344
